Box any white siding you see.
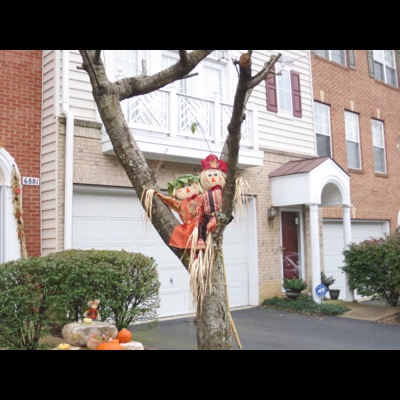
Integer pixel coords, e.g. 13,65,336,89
41,50,59,255
250,50,316,156
61,50,316,156
68,50,98,121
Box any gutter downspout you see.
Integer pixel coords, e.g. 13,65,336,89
62,50,74,250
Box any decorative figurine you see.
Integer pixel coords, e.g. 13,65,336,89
84,299,100,321
144,174,202,250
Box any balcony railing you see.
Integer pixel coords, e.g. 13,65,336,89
117,87,256,149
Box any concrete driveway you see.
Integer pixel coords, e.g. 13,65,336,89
130,306,400,350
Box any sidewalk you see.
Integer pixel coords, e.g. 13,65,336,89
326,299,400,322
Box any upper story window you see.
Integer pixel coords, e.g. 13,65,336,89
108,50,138,80
266,63,302,118
345,111,361,170
314,102,331,157
369,50,398,87
371,119,387,174
312,50,356,69
315,50,346,65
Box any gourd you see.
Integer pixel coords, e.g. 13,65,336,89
117,328,132,343
57,343,70,350
83,318,92,324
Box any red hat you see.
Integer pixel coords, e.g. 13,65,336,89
201,154,228,174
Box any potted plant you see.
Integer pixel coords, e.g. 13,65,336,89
321,272,340,300
283,278,307,300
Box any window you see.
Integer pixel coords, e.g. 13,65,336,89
315,50,346,66
371,119,386,173
314,102,331,157
277,66,292,113
162,52,188,94
313,50,356,69
266,64,302,117
112,50,138,79
372,50,397,86
345,111,361,170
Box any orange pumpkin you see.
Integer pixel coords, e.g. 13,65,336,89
117,328,132,343
96,339,124,350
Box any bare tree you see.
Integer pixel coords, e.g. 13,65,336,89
79,50,280,350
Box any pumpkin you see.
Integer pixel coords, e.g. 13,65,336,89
96,339,124,350
57,343,70,350
117,328,132,343
83,318,92,324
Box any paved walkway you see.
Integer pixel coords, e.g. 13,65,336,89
130,301,400,350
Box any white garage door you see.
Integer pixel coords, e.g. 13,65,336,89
72,186,255,317
322,220,389,300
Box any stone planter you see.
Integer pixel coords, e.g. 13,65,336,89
285,289,302,300
329,289,340,300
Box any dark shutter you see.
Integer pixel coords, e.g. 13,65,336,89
266,69,278,112
348,50,356,69
397,50,400,85
367,50,375,77
291,70,302,118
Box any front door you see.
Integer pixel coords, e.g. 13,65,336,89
281,211,302,280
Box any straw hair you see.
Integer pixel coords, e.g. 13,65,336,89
141,188,155,226
233,176,252,223
188,231,215,315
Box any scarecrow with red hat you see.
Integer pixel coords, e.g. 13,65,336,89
195,154,228,249
143,174,202,249
188,154,232,310
84,299,100,321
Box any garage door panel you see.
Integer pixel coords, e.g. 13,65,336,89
73,188,253,317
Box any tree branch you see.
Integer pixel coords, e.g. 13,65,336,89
115,50,214,101
248,53,281,89
179,50,189,64
94,50,102,64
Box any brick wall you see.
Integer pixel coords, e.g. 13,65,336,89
312,51,400,230
0,50,42,256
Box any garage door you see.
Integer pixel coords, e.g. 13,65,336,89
72,186,254,317
322,220,389,300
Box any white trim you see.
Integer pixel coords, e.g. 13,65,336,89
247,197,259,306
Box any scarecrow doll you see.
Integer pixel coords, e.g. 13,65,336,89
83,299,100,321
188,154,231,310
144,174,202,250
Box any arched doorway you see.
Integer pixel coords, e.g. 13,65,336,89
0,148,21,263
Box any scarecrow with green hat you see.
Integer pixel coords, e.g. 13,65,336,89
144,174,202,249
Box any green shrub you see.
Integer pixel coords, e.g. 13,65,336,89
283,278,307,292
0,257,60,350
44,249,161,330
261,296,350,316
342,234,400,307
321,271,335,289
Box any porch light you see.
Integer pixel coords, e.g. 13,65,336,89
268,206,277,221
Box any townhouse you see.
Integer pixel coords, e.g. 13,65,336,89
311,50,400,298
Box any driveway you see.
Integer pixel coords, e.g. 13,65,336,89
130,306,400,350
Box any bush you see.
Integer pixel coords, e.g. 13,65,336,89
44,249,160,330
342,233,400,307
0,257,60,350
0,249,161,349
261,296,350,316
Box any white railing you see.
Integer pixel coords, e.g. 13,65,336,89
116,88,255,148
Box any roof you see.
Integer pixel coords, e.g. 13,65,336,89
269,156,348,178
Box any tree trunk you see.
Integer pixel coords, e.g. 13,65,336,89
195,249,233,350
